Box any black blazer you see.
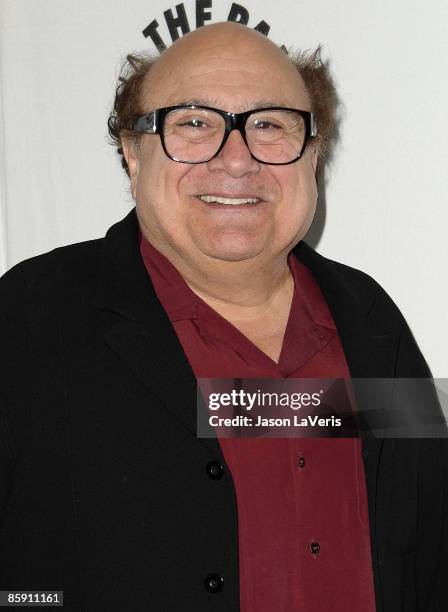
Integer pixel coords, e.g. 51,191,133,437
0,208,446,611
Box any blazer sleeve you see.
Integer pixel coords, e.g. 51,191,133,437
0,406,13,520
0,260,34,521
0,284,15,521
395,319,448,611
427,440,448,612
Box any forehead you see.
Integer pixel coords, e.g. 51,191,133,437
142,33,309,112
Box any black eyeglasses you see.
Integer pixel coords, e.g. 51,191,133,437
132,104,317,165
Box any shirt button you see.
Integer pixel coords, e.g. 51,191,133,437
204,573,224,593
362,448,369,458
206,461,224,480
310,541,320,554
298,456,306,469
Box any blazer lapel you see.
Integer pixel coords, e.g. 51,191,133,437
93,208,221,457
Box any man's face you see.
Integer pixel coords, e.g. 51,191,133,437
125,24,318,266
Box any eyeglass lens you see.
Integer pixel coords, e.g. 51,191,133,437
163,108,306,163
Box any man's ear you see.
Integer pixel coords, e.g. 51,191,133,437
121,136,139,201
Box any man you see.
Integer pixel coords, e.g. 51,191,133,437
0,21,446,612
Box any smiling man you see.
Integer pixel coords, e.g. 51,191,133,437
117,27,320,370
0,21,446,612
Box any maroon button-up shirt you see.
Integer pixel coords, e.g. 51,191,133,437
139,232,376,611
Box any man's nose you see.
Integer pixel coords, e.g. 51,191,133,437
206,129,260,177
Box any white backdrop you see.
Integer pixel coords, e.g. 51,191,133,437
1,0,447,375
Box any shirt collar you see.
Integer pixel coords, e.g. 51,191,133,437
139,229,336,374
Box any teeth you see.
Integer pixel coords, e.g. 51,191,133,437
198,195,259,205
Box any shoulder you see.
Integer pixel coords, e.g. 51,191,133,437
294,241,405,327
0,208,138,308
297,240,385,288
294,241,432,377
0,237,104,310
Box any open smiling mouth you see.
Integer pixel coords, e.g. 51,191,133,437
196,195,262,206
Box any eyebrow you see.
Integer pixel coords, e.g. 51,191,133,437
174,99,290,110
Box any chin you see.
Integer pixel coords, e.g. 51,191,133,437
199,238,265,263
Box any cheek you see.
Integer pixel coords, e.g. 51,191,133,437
136,145,190,215
272,162,317,241
277,161,317,213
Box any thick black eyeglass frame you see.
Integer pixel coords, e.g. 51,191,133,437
132,104,317,165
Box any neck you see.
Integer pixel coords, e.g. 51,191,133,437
184,255,293,319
